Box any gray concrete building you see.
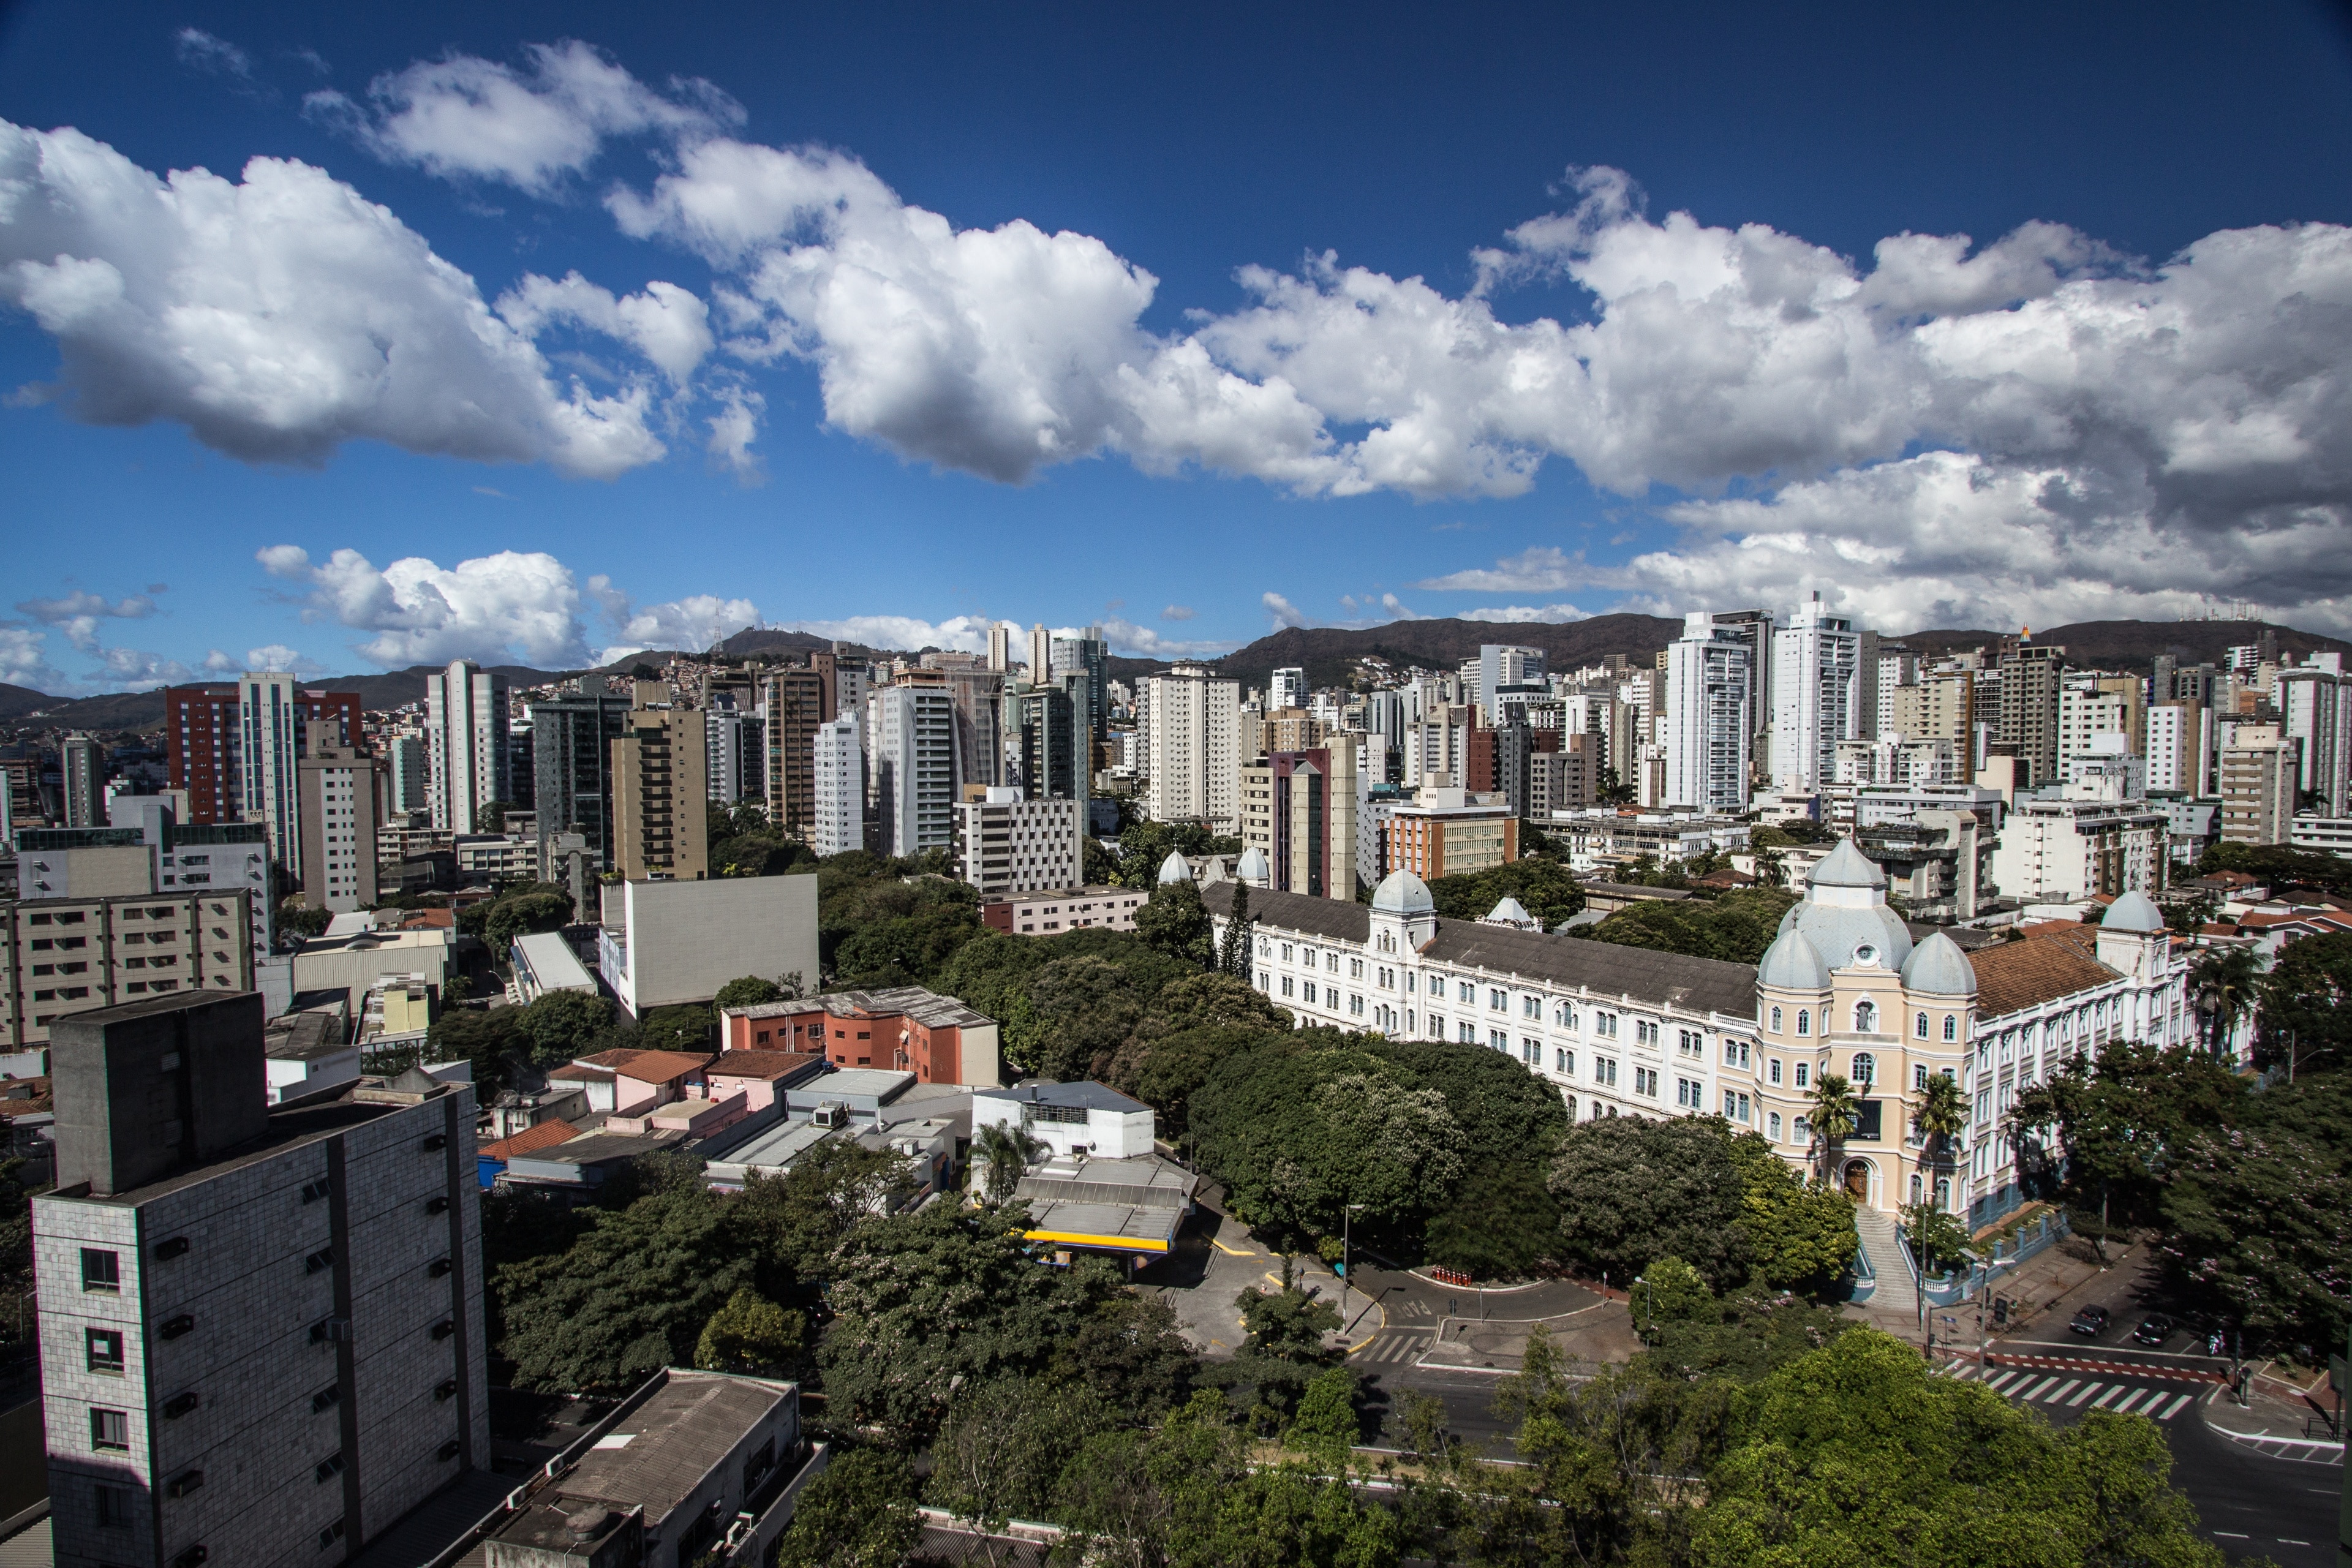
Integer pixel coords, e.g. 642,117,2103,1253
34,989,489,1567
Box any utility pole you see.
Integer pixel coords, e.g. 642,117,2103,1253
1340,1202,1363,1329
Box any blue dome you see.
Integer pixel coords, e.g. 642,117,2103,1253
1900,931,1977,997
1759,929,1831,990
1372,870,1434,916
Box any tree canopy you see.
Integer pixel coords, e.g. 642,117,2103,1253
1425,857,1588,929
1570,887,1800,964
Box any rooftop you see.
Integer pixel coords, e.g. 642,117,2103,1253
568,1048,715,1082
1200,883,1754,1017
509,1370,793,1534
975,1080,1150,1116
705,1049,827,1082
720,986,994,1029
1968,927,2124,1019
478,1119,584,1161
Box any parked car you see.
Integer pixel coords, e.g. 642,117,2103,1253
2068,1306,2111,1337
2132,1314,2174,1346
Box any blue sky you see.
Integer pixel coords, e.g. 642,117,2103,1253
4,1,2352,692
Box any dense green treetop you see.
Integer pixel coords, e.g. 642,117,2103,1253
1569,887,1800,965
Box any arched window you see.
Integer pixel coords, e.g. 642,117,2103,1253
1934,1177,1951,1210
1942,1014,1958,1042
1909,1173,1923,1204
1851,1052,1875,1085
1853,999,1877,1034
1914,1011,1930,1039
1770,1006,1784,1033
1796,1009,1811,1036
1556,1001,1576,1029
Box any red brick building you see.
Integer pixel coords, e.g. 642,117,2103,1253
162,684,364,824
717,986,1001,1087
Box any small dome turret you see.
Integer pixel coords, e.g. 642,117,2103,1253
1236,845,1270,886
2100,890,2164,933
1156,850,1194,885
1900,930,1977,997
1371,870,1434,916
1759,928,1831,990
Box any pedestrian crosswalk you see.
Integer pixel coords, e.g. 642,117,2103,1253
1939,1362,2199,1422
1353,1332,1432,1365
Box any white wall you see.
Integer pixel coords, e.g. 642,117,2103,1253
612,874,821,1014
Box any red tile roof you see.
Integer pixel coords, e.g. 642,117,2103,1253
707,1050,825,1081
572,1048,714,1081
1969,927,2122,1019
479,1119,582,1160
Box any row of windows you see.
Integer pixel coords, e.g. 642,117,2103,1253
1767,1002,1959,1042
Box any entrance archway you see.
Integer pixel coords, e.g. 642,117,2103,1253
1843,1159,1871,1201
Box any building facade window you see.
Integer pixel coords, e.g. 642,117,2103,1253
1795,1061,1810,1088
1943,1014,1959,1041
1851,1052,1875,1085
1915,1011,1931,1039
91,1408,129,1452
1594,1056,1617,1085
1796,1009,1811,1036
80,1249,119,1293
86,1328,124,1375
1854,999,1877,1033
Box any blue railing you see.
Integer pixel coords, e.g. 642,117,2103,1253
1907,1211,2069,1306
1845,1235,1877,1303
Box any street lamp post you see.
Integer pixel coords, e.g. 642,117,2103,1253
1340,1202,1365,1330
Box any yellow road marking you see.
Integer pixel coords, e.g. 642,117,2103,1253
1210,1238,1258,1257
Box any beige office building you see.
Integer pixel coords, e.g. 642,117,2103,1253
613,707,710,881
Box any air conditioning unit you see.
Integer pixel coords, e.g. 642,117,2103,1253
810,1102,847,1129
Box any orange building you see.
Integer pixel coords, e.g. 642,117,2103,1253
717,986,1001,1087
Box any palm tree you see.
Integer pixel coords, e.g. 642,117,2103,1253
1912,1071,1967,1197
971,1122,1046,1204
1807,1072,1861,1190
2189,945,2261,1061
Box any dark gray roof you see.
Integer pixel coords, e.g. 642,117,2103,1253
976,1080,1149,1115
1423,923,1757,1018
1200,881,1370,943
552,1370,790,1529
1207,881,1757,1020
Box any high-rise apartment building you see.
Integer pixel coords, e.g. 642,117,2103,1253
987,620,1019,674
1664,613,1754,813
705,704,763,807
1994,639,2067,788
875,678,957,857
1238,747,1360,900
1527,737,1596,818
162,684,363,837
940,666,1006,791
1768,598,1861,793
612,707,709,881
1008,685,1088,808
384,734,428,817
1477,645,1546,723
811,715,865,857
761,664,835,839
2058,676,2146,771
956,788,1084,896
1269,668,1308,713
1872,647,1920,739
239,672,307,881
61,735,106,829
2278,656,2351,816
1708,609,1776,742
1028,624,1052,685
2144,700,2206,796
1049,628,1109,740
1139,664,1240,831
35,990,489,1568
529,678,634,871
298,723,380,913
2219,723,2299,846
426,660,508,836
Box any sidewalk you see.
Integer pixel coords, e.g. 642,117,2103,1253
1855,1228,2142,1348
2203,1384,2346,1466
1414,1298,1640,1374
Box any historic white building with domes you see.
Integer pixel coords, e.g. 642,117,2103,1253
1195,837,2195,1224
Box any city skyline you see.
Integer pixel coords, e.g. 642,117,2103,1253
4,2,2352,694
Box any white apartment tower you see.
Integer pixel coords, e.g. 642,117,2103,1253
1140,665,1242,831
1663,614,1754,813
238,672,304,880
384,734,428,817
811,714,865,857
2278,656,2351,816
875,683,956,857
425,660,508,835
1477,645,1545,723
1269,668,1308,713
956,788,1084,896
1770,598,1862,793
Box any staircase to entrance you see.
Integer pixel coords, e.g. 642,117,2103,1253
1853,1207,1917,1316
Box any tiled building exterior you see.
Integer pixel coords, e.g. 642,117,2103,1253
35,991,490,1568
1200,837,2190,1223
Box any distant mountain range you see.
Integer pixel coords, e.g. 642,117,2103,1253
5,616,2345,734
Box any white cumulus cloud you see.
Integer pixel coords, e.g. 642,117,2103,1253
1464,603,1592,624
306,40,739,196
590,579,760,662
260,544,592,667
771,615,992,654
1099,618,1232,659
0,119,670,477
1262,592,1310,630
